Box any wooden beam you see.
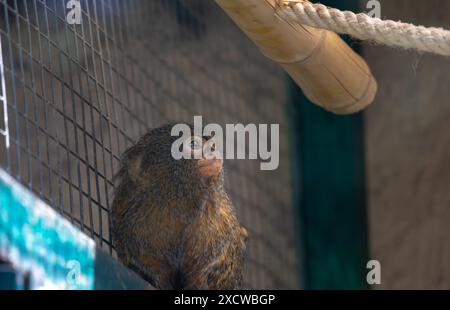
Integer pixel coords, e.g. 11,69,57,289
215,0,377,114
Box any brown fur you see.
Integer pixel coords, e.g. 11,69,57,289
111,124,248,289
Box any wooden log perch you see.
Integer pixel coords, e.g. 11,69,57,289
214,0,378,115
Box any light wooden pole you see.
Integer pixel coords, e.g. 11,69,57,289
214,0,377,115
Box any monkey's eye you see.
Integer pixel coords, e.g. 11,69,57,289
189,139,201,150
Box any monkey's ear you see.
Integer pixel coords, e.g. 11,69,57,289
126,154,144,182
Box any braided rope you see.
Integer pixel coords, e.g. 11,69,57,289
276,1,450,56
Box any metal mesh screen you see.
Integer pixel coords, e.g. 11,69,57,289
0,0,298,289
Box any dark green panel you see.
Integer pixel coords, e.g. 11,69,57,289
94,249,150,290
288,0,369,290
0,263,19,290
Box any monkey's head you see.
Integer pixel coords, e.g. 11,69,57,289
115,124,224,209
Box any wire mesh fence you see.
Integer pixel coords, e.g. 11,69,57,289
0,0,298,289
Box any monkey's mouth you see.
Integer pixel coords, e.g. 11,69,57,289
198,158,223,177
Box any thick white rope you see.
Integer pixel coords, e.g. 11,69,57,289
276,1,450,57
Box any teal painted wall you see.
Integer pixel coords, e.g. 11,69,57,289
288,0,369,290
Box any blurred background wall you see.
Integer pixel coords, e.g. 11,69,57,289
363,0,450,289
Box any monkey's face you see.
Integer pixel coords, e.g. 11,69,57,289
182,135,223,178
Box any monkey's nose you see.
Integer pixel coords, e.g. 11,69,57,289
203,138,221,159
210,140,216,152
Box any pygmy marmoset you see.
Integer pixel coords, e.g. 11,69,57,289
111,124,248,289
